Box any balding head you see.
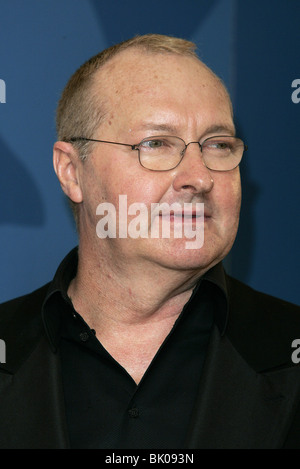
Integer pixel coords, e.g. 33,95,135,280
55,34,233,226
56,34,231,160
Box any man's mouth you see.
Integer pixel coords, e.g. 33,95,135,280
158,211,210,220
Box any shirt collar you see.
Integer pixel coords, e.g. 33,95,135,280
42,247,229,351
201,262,229,335
42,247,78,351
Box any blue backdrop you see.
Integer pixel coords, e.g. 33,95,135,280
0,0,299,305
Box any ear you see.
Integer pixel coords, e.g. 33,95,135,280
53,141,83,203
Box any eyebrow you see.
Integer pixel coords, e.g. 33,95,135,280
135,122,236,136
135,122,179,134
204,124,236,136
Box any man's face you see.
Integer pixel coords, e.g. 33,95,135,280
77,50,241,274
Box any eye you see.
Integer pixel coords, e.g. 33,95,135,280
206,140,231,150
140,138,167,150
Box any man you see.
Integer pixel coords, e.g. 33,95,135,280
0,34,300,449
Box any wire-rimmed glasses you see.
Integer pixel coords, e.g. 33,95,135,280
69,135,247,171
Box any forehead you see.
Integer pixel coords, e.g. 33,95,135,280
100,48,224,95
93,49,233,132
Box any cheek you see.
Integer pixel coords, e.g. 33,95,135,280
85,155,170,211
214,173,241,223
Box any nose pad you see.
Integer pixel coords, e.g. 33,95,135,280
183,141,207,168
184,141,202,157
173,142,214,194
177,141,202,167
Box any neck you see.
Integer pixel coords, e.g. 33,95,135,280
67,241,207,384
68,243,204,330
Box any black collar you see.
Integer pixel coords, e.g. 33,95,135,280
42,247,229,352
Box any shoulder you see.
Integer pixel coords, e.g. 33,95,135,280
0,283,50,321
225,274,300,315
224,275,300,371
0,284,50,372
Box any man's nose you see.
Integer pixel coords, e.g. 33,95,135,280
172,142,214,194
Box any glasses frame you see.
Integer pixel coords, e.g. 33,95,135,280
68,135,247,172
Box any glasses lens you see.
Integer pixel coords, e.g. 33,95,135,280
138,136,184,171
202,136,245,171
137,135,245,171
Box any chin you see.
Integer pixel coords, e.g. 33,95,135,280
146,238,227,273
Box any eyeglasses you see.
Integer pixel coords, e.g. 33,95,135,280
69,135,247,171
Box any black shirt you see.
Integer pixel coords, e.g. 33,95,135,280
42,248,228,449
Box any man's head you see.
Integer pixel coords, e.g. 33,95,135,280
53,34,243,274
55,35,232,221
56,35,203,158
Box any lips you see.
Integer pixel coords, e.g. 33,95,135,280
165,212,201,219
158,213,208,227
150,202,209,224
158,210,210,219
